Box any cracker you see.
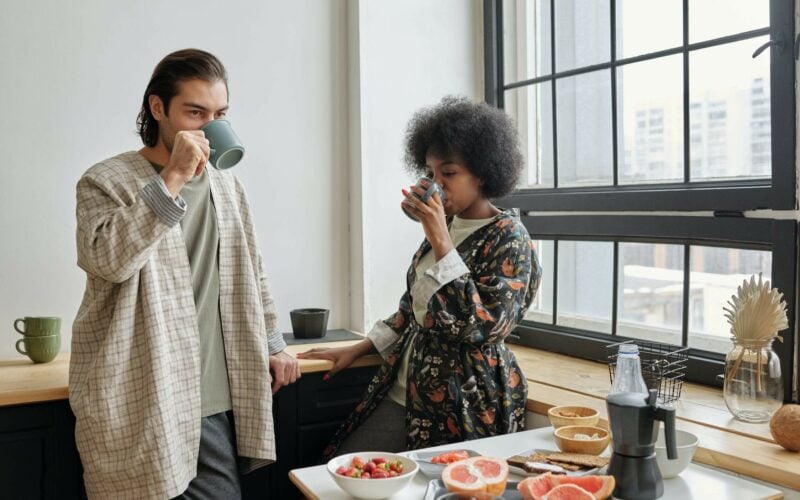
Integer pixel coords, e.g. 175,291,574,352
545,452,609,468
507,454,568,475
546,460,585,471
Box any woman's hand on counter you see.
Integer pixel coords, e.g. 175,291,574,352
297,339,376,380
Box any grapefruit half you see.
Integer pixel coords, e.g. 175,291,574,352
518,473,615,500
544,484,595,500
442,456,509,496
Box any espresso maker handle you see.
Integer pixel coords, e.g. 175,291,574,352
656,403,678,460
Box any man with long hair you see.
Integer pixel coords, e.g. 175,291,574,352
71,49,298,499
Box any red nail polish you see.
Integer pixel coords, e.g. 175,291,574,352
402,189,409,196
322,373,330,381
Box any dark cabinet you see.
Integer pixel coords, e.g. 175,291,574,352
0,400,85,500
242,365,378,500
0,364,376,500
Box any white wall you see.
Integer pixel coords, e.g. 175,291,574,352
349,0,483,332
0,0,349,358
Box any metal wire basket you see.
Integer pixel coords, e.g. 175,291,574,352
607,340,689,405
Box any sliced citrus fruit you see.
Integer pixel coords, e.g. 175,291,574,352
442,456,509,496
517,472,557,499
517,473,615,500
543,483,595,500
551,475,615,499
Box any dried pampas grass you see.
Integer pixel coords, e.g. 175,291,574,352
723,274,788,390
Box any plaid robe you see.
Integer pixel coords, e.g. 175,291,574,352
70,151,279,499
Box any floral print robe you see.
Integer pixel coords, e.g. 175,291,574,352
323,211,541,457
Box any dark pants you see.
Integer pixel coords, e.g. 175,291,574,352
335,398,407,456
172,411,242,500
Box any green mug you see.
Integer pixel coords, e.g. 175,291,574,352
201,119,245,170
16,334,60,363
14,316,61,337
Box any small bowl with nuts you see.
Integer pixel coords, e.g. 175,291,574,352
553,425,611,456
547,406,600,429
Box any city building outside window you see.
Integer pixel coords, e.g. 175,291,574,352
485,0,797,399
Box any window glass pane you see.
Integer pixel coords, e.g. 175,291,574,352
557,70,613,186
689,0,769,44
616,0,682,59
525,240,554,323
506,83,554,188
557,241,613,333
503,0,552,82
617,56,684,184
555,0,610,72
689,37,771,181
688,246,772,353
618,243,684,344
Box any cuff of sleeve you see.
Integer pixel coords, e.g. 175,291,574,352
267,331,288,355
367,320,399,359
141,175,186,226
411,248,470,306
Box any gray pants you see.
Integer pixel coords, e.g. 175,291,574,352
335,398,407,456
172,411,242,500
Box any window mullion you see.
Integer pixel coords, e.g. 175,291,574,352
682,0,690,184
550,0,558,189
682,244,690,347
612,240,619,336
552,239,559,326
610,0,619,187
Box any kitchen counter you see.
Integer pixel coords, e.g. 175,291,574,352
288,427,783,499
0,353,70,407
0,334,379,407
1,335,798,493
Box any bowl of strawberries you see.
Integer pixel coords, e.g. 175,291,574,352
327,451,418,499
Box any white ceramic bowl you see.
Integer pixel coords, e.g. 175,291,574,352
655,429,699,478
327,451,418,499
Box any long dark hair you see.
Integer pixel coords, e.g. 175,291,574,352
136,49,228,147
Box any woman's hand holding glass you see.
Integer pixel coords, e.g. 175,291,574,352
402,180,453,261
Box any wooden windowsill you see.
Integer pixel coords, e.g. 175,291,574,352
509,344,800,491
2,339,798,490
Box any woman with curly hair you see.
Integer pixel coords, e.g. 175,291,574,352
298,96,542,456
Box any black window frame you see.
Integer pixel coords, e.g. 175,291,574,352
485,0,798,401
485,0,796,212
511,215,797,401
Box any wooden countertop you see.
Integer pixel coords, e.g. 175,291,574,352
1,338,798,491
508,345,800,492
0,354,70,407
0,337,378,408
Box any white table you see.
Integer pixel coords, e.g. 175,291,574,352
288,427,783,499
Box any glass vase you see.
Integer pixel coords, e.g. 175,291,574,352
723,337,783,423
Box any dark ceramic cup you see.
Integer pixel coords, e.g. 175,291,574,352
402,177,445,221
290,308,329,339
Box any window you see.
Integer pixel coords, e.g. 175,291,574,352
486,0,797,398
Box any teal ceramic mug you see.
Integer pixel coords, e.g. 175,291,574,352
16,334,60,363
14,316,61,337
201,119,245,169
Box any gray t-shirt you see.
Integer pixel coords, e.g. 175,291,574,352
151,164,232,417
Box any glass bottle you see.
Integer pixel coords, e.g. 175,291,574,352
609,343,649,396
723,337,783,423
